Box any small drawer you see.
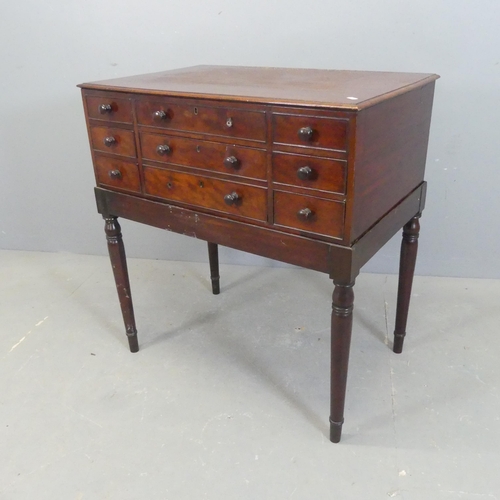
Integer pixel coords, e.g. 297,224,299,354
85,95,133,123
274,191,345,239
143,166,267,221
94,156,141,193
90,126,136,157
140,132,266,180
272,152,346,194
273,113,348,151
136,100,266,142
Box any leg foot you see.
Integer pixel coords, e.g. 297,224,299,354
207,242,220,295
104,217,139,353
393,216,420,354
329,417,344,443
330,282,355,443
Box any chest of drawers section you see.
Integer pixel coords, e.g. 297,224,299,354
270,107,351,243
134,96,268,223
83,91,141,195
83,91,356,245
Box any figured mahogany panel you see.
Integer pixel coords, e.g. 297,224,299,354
94,156,141,193
85,95,133,124
143,166,267,221
90,126,136,158
273,190,345,240
136,99,266,142
272,152,347,194
140,132,266,180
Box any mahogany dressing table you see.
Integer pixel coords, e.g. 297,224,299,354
78,66,438,442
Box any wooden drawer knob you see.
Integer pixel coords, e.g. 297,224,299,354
99,104,113,114
108,169,122,179
103,136,116,147
297,165,313,180
224,156,240,169
156,144,171,156
297,207,314,220
224,191,241,206
153,110,168,121
298,126,314,142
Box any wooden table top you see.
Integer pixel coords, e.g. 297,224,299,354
78,65,439,110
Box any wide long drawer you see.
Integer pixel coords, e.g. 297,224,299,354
143,166,267,221
140,132,266,180
136,100,266,142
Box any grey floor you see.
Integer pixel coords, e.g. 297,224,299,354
1,249,499,499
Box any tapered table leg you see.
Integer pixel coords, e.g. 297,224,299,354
104,217,139,353
330,281,355,443
393,215,420,354
207,242,220,295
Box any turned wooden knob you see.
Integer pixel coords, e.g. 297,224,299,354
99,104,112,114
103,136,116,147
156,144,171,155
297,207,314,220
297,165,313,180
224,156,240,169
224,192,241,206
298,126,314,142
108,169,122,179
153,110,168,121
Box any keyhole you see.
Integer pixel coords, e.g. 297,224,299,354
196,145,201,153
167,182,173,189
199,181,204,188
194,107,198,115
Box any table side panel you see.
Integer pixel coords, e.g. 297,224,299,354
350,81,436,241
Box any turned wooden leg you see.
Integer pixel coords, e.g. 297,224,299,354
104,217,139,353
330,281,355,443
207,242,220,295
393,215,420,354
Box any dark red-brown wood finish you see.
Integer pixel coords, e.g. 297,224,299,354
79,66,439,442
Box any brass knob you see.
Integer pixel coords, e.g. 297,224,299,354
99,104,112,114
297,166,313,180
109,169,122,179
297,208,314,220
224,192,241,206
153,110,168,121
156,144,171,156
103,136,116,147
298,126,314,142
224,156,240,169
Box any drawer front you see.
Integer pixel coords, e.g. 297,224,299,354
136,100,266,142
273,114,348,151
143,166,267,221
141,132,266,180
272,152,346,194
86,95,133,123
274,191,345,239
90,126,136,157
95,156,141,193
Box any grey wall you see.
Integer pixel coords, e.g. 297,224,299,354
1,1,499,278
